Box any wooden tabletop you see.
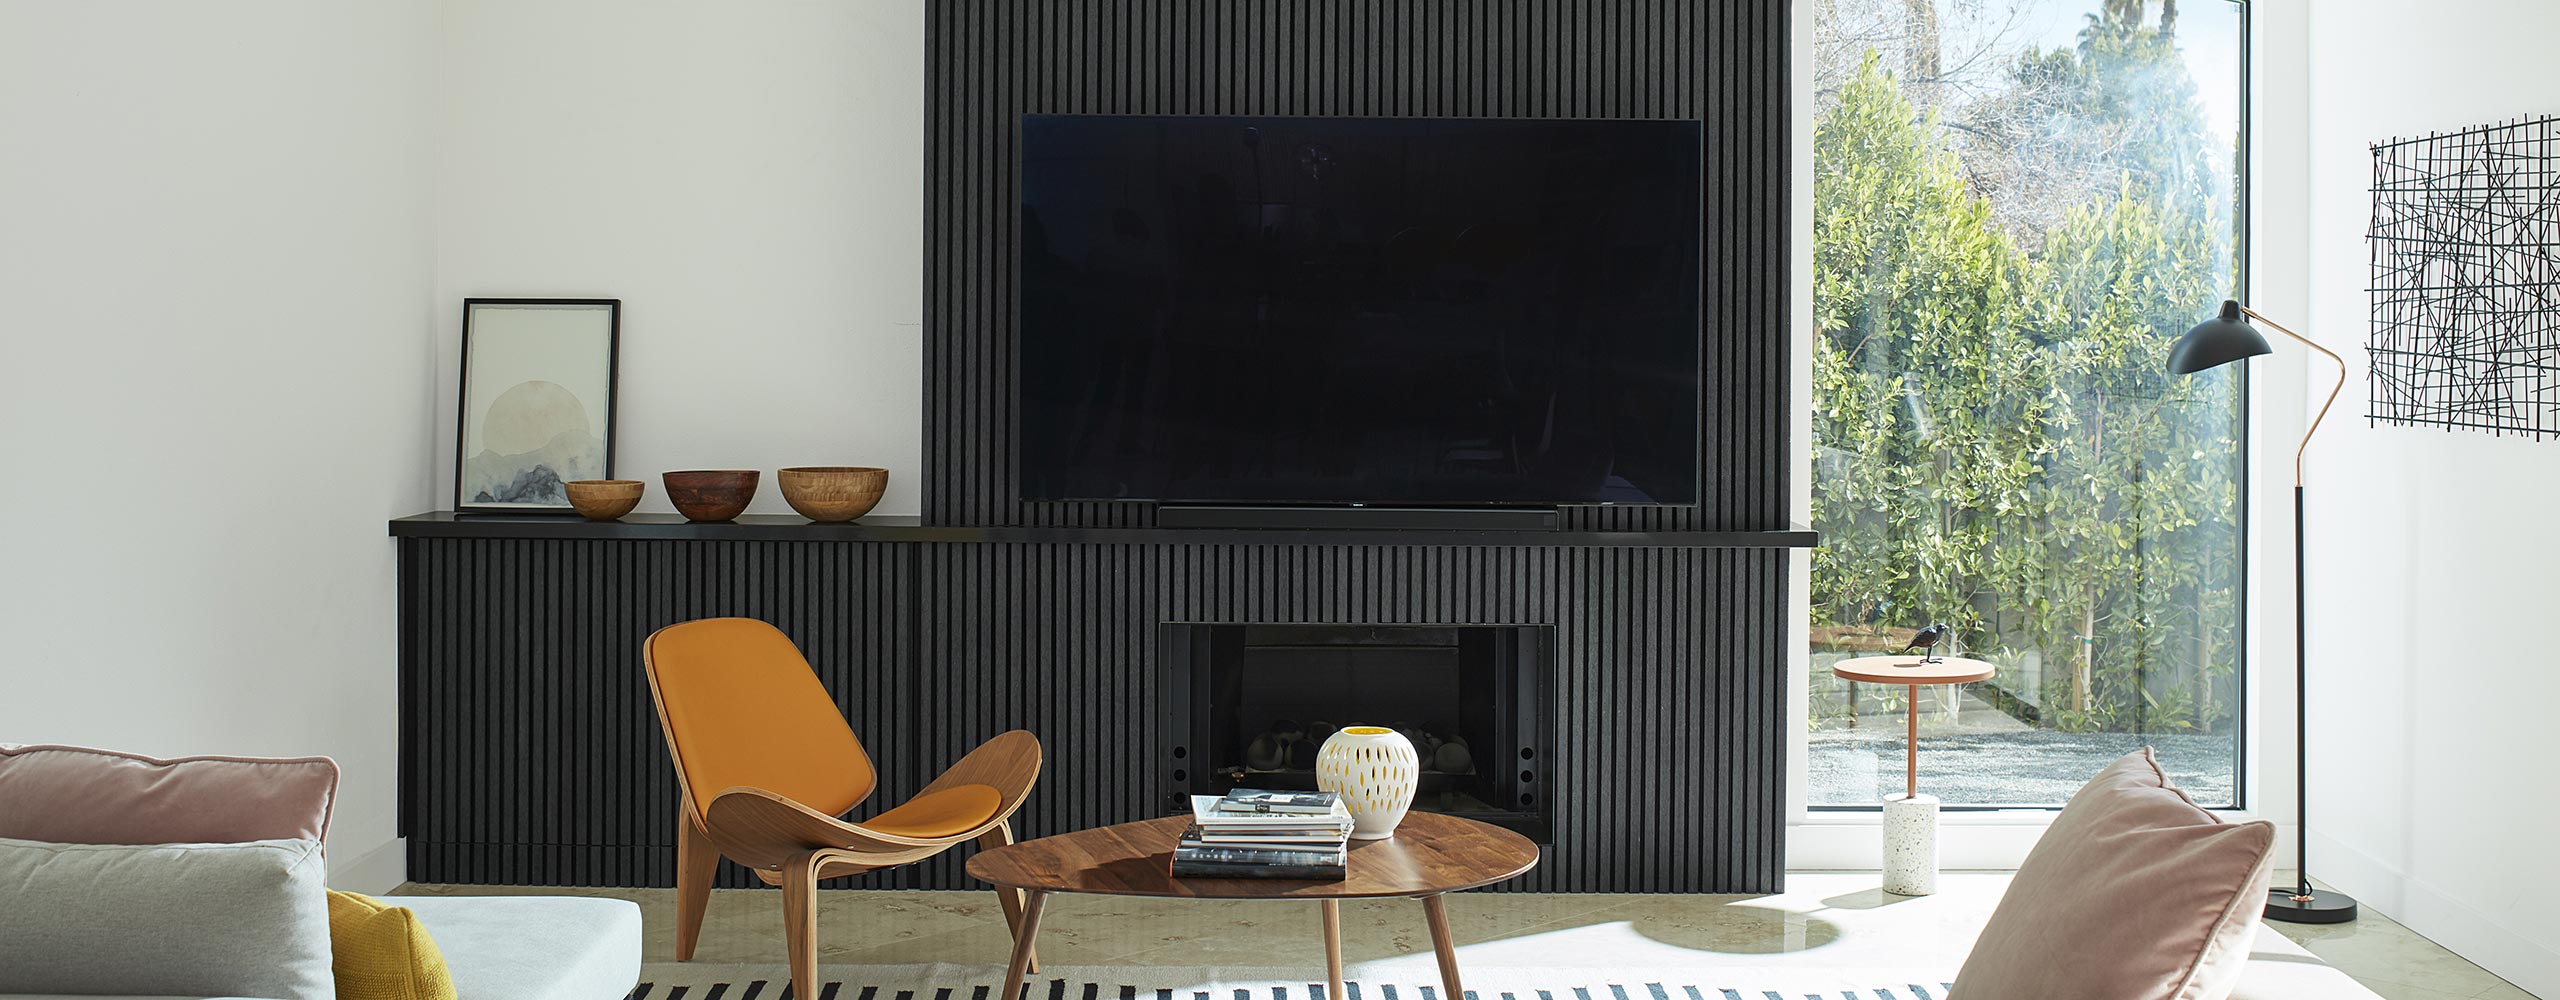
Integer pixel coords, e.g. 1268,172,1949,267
1831,654,1996,686
966,812,1540,900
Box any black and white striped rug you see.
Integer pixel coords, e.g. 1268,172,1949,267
626,972,1958,1000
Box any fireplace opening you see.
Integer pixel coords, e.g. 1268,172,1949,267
1164,623,1553,842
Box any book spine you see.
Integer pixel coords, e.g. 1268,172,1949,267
1173,846,1348,866
1169,861,1347,880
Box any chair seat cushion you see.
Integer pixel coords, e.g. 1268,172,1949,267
864,783,1001,838
393,896,638,1000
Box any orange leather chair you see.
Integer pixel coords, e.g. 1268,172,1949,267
643,618,1041,996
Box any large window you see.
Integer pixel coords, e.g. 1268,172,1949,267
1809,0,2247,807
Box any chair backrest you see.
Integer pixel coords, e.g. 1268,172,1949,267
643,618,876,821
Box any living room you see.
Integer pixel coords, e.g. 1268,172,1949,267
2,2,2550,999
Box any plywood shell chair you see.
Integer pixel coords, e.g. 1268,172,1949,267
642,617,1042,997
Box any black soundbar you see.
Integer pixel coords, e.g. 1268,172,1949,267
1154,505,1560,531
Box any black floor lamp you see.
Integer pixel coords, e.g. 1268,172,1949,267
2167,299,2359,924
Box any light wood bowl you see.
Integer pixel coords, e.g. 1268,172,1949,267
777,466,888,522
663,470,759,522
564,480,645,521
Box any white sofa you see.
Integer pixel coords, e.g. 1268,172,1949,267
399,895,642,1000
0,895,639,1000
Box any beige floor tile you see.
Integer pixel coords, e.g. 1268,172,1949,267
2354,981,2501,1000
2270,914,2516,998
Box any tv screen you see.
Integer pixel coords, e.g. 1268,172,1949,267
1019,115,1702,507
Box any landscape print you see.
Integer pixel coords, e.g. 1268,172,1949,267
457,300,618,512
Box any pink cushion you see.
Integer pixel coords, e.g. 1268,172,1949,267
1952,748,2276,1000
0,744,338,844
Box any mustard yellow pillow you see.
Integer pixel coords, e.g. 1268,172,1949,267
326,891,457,1000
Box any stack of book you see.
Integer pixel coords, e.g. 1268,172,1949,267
1170,789,1354,880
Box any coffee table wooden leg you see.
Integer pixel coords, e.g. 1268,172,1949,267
981,823,1041,974
1420,894,1462,999
1001,890,1047,1000
1320,899,1345,999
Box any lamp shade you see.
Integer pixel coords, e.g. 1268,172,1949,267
2167,300,2274,374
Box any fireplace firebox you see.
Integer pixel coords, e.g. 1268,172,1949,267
1164,623,1553,842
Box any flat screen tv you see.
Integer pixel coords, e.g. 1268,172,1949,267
1019,115,1702,507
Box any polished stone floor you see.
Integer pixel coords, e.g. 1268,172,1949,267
399,871,2536,999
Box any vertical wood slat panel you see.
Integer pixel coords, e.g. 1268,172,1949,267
402,0,1791,896
402,537,1786,892
402,539,912,889
924,0,1787,532
897,541,1779,893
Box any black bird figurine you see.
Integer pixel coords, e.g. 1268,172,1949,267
1900,622,1952,663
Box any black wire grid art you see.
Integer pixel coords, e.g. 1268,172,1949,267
2369,115,2560,438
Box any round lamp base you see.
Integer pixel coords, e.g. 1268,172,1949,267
2264,886,2359,924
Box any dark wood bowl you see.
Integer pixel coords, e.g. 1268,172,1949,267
777,466,888,522
662,470,759,522
563,479,645,521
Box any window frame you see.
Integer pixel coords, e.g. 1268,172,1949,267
1794,0,2256,816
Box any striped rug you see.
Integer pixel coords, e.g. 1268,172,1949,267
626,967,1958,1000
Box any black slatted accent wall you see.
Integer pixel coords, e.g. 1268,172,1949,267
924,0,1790,530
399,0,1797,895
403,536,1787,892
899,542,1786,891
399,538,918,889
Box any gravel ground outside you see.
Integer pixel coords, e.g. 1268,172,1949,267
1806,729,2240,807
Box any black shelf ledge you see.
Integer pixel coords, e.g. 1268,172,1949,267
390,512,1818,548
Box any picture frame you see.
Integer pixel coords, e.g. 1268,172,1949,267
454,298,621,514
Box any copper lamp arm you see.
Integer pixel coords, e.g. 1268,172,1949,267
2238,306,2346,487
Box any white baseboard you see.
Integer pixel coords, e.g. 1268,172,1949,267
1791,812,2280,873
1789,812,2056,871
2310,830,2556,1000
328,836,408,894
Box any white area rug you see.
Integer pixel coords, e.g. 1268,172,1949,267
631,963,1957,1000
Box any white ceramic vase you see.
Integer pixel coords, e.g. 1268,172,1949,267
1315,726,1419,840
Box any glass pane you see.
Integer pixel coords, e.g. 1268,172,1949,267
1808,0,2246,808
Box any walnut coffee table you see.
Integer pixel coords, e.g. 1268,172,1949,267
967,812,1539,997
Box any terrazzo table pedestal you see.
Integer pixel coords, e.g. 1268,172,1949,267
1832,654,1996,896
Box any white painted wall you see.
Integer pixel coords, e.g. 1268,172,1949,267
0,1,437,890
433,0,927,517
2299,2,2560,995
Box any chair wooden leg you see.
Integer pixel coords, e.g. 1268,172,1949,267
782,851,823,1000
978,820,1040,974
675,807,719,962
1000,889,1047,1000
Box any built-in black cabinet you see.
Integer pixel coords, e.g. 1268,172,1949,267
394,519,1803,892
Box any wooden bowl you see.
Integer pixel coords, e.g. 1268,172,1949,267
662,470,759,522
777,466,888,522
563,479,645,521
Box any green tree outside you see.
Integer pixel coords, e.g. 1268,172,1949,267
1812,1,2242,747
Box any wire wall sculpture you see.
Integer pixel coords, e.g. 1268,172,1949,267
2369,115,2560,438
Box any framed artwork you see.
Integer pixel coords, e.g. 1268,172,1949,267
455,298,620,514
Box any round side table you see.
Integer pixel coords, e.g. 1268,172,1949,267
1832,654,1995,896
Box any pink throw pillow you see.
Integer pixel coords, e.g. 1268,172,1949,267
1951,748,2275,1000
0,744,338,844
